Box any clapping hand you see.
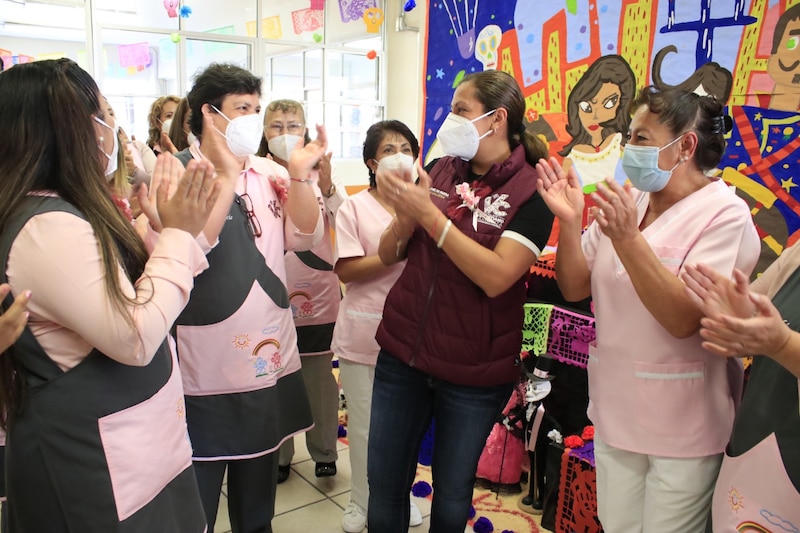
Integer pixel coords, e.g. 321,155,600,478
535,157,585,226
138,155,220,236
288,124,329,182
156,159,220,237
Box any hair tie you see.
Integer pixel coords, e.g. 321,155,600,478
711,115,732,135
517,123,527,135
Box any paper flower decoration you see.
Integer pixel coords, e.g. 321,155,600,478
411,481,432,497
366,50,377,60
473,517,493,533
468,505,476,519
169,33,181,43
581,425,595,441
404,0,417,11
547,429,563,443
179,5,192,18
564,435,585,448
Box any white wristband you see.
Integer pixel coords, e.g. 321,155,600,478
437,219,452,249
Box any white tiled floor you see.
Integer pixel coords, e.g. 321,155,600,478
213,434,433,533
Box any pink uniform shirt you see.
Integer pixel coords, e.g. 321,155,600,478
582,179,760,457
7,210,209,371
331,190,406,365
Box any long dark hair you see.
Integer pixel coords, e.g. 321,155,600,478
461,70,548,166
168,97,191,152
559,55,636,157
0,59,149,429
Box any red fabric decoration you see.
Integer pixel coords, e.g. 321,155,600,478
581,426,595,441
446,180,492,222
563,435,585,449
557,448,603,533
111,194,133,222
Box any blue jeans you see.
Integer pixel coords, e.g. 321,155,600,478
367,351,514,533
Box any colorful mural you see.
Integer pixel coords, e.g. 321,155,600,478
423,0,800,272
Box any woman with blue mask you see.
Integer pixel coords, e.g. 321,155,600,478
535,87,760,532
366,70,555,532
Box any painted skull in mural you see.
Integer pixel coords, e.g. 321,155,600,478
475,25,502,70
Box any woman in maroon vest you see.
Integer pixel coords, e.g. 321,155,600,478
368,70,555,531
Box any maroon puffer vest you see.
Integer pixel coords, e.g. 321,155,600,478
376,145,539,386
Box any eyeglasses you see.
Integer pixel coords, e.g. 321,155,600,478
265,122,305,135
235,192,262,239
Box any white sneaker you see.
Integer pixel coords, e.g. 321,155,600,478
342,502,367,533
409,499,422,527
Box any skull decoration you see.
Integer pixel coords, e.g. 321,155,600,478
163,0,179,18
475,24,502,70
363,7,384,34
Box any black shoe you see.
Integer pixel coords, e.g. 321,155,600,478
277,464,291,484
315,461,337,478
532,497,543,511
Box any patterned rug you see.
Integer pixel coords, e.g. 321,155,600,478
413,464,547,533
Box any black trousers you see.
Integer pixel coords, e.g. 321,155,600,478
193,453,279,533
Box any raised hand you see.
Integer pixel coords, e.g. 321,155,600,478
376,162,435,232
698,292,790,359
535,157,584,225
589,179,638,242
0,284,30,353
682,264,755,321
199,106,242,179
138,153,183,232
157,159,221,237
160,131,178,155
288,124,329,181
318,151,334,195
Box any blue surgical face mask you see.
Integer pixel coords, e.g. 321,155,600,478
621,135,683,192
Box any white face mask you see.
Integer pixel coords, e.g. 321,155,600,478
94,116,119,178
268,134,303,163
161,118,173,135
377,152,414,176
187,131,197,146
435,109,496,160
211,105,263,158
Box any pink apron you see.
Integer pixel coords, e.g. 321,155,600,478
712,433,800,532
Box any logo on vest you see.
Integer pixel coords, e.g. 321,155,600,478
268,199,282,219
429,187,449,200
472,193,510,229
